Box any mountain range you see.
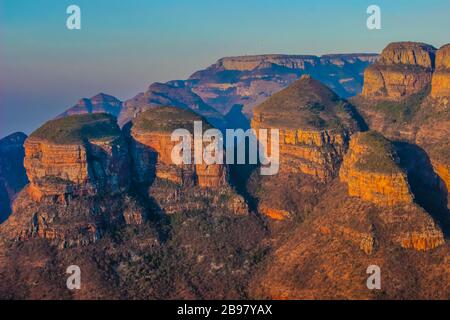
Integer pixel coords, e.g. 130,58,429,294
0,42,448,299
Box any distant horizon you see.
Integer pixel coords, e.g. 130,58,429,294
1,0,449,138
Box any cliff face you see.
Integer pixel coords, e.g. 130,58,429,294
362,42,436,100
248,75,360,221
0,132,28,223
252,75,359,181
130,107,227,188
24,114,130,202
0,114,144,246
130,107,247,215
339,132,413,206
431,44,450,101
337,132,444,252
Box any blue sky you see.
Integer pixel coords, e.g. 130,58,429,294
1,0,449,137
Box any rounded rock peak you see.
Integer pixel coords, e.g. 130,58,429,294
253,76,356,131
380,41,437,68
435,43,450,70
30,113,121,145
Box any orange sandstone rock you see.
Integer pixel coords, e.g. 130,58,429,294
259,206,290,221
340,131,413,206
23,114,130,202
130,107,227,188
130,106,247,216
362,42,436,100
431,44,450,99
252,75,359,181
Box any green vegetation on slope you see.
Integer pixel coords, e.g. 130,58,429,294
132,106,212,133
370,85,430,124
31,113,121,144
254,76,357,131
354,131,403,174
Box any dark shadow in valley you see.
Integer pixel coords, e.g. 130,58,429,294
0,132,29,224
347,102,369,132
224,104,251,131
123,121,171,242
395,141,450,238
228,139,260,213
0,181,12,224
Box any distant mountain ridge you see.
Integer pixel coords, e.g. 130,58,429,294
58,52,379,130
183,53,379,115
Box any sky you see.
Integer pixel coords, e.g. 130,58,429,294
1,0,449,138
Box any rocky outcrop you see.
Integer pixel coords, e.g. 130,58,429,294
249,75,360,221
0,114,147,246
24,114,130,202
252,75,359,181
431,44,450,101
58,93,123,118
259,206,291,221
340,131,413,206
130,107,227,188
211,55,320,71
362,42,436,100
0,132,28,223
130,106,247,215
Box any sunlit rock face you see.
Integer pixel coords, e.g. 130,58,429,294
0,114,143,246
339,131,413,206
431,44,450,100
130,106,227,189
362,42,436,100
130,106,247,215
252,75,359,182
23,114,130,202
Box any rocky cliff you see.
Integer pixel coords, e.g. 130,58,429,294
362,42,436,100
248,75,360,221
431,44,450,102
353,41,450,211
0,114,147,246
24,114,130,202
130,106,247,215
252,75,359,181
339,131,413,206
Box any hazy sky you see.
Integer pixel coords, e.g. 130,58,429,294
1,0,449,137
